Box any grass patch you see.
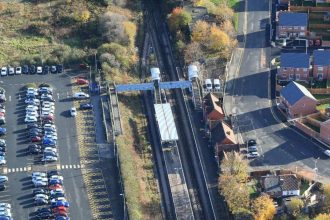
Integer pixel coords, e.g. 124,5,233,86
316,103,330,111
233,13,238,31
314,94,330,100
247,179,259,199
116,94,162,220
300,180,310,195
303,122,320,132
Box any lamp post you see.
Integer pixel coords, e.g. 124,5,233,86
119,193,126,220
314,157,319,181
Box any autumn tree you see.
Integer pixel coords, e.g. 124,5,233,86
212,4,234,24
168,7,192,33
286,198,304,217
75,9,91,23
221,20,236,39
191,20,209,44
221,151,248,182
251,194,276,220
321,184,330,212
123,21,137,49
315,213,330,220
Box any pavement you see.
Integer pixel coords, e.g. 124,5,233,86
223,0,330,183
0,72,92,219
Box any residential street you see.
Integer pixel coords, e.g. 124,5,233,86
223,0,330,182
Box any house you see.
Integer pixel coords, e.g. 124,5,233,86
278,12,308,39
280,81,317,118
212,121,238,154
203,93,225,129
261,174,300,198
312,50,330,80
278,53,310,82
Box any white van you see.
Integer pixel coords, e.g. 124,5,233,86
213,79,221,92
205,79,212,92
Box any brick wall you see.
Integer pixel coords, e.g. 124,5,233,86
295,120,320,138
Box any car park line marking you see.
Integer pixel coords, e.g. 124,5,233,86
73,165,76,169
57,93,60,99
8,96,11,102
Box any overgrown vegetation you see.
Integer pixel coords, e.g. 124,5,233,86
117,94,161,220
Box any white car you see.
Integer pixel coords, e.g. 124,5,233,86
70,107,77,117
26,105,38,111
49,175,63,181
25,98,40,104
0,203,11,209
34,181,47,187
8,67,14,75
26,87,37,92
44,124,56,130
50,189,64,195
25,116,38,123
0,210,12,218
32,177,48,183
42,101,55,106
247,152,260,159
34,194,49,200
0,109,5,114
0,157,6,165
0,176,8,183
73,92,89,99
44,147,57,154
37,66,42,74
42,107,54,114
51,197,67,203
324,150,330,157
26,112,39,118
32,172,47,178
1,67,7,76
42,155,58,162
15,66,22,74
0,139,5,145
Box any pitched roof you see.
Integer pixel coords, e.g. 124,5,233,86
212,121,237,145
280,81,316,105
313,50,330,66
204,93,224,116
281,53,310,68
279,12,308,27
262,174,299,193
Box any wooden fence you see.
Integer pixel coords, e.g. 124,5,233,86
290,6,330,12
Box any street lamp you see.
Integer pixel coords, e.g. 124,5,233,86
119,193,127,220
314,157,319,181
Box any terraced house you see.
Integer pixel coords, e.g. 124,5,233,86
277,12,308,39
312,50,330,80
278,53,310,82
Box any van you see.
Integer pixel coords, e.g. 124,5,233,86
213,79,221,92
205,79,212,92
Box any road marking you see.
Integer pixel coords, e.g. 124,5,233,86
19,167,23,172
18,94,21,100
65,165,68,169
57,93,60,99
73,165,76,169
8,96,11,102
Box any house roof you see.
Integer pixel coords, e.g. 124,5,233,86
278,12,308,27
280,81,316,106
204,93,224,116
280,53,310,68
212,121,237,145
262,174,299,194
313,50,330,66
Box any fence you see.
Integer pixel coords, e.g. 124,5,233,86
309,23,330,29
295,120,320,138
290,6,330,12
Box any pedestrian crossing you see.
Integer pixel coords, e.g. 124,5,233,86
1,164,84,174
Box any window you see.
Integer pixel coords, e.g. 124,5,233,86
299,32,305,36
301,26,305,30
303,68,307,72
296,74,300,80
289,74,294,79
318,66,324,71
294,26,298,30
318,73,323,80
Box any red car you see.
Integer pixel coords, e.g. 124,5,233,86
31,136,41,142
42,115,54,121
49,184,63,190
52,207,67,213
76,78,89,85
54,211,68,217
0,112,5,117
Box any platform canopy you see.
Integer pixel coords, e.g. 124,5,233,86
154,103,179,142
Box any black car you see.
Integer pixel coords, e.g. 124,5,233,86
80,103,93,110
0,104,5,109
34,189,48,196
29,132,43,138
0,142,6,148
27,123,40,129
37,208,51,214
0,147,6,152
28,144,42,154
37,212,52,219
0,184,5,191
42,97,55,102
43,66,50,74
56,64,63,73
30,65,36,74
30,128,42,133
43,119,54,125
0,152,5,156
35,198,48,206
22,65,29,74
50,66,57,74
47,170,59,177
50,192,65,199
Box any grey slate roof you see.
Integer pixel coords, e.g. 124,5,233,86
281,53,309,68
262,174,299,194
279,12,308,27
280,81,316,106
313,50,330,66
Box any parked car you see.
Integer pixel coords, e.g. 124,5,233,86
49,184,63,190
22,65,29,74
35,198,48,206
42,155,58,163
56,64,63,73
15,67,22,75
50,201,69,208
0,157,6,165
73,92,89,99
25,116,38,123
29,65,36,74
76,78,89,85
0,176,8,184
0,128,6,135
37,66,43,74
80,103,93,110
70,107,77,117
29,144,42,154
47,170,59,178
0,67,7,76
43,66,50,74
8,67,14,75
247,152,260,159
324,150,330,157
31,136,42,142
50,66,57,74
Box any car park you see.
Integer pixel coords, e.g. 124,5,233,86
1,67,7,76
15,66,22,74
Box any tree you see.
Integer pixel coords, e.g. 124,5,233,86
251,194,276,220
221,151,248,183
75,9,91,23
168,7,192,33
208,24,231,53
123,21,137,49
286,198,304,217
191,20,209,44
322,184,330,212
221,20,236,38
184,42,203,64
315,213,330,220
212,5,234,24
99,12,129,45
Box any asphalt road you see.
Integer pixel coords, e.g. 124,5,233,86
0,72,92,219
224,0,330,182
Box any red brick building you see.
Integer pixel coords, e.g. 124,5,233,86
312,50,330,80
278,53,310,82
277,12,308,39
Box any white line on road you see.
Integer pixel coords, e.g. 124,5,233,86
65,165,68,169
8,96,11,102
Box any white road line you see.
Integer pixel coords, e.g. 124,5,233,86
23,167,26,171
15,168,19,172
57,93,60,99
77,164,80,168
61,165,65,169
8,96,11,102
56,164,61,170
19,168,23,172
3,168,7,174
65,165,68,169
73,165,76,169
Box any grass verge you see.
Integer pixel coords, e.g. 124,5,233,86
116,93,161,220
